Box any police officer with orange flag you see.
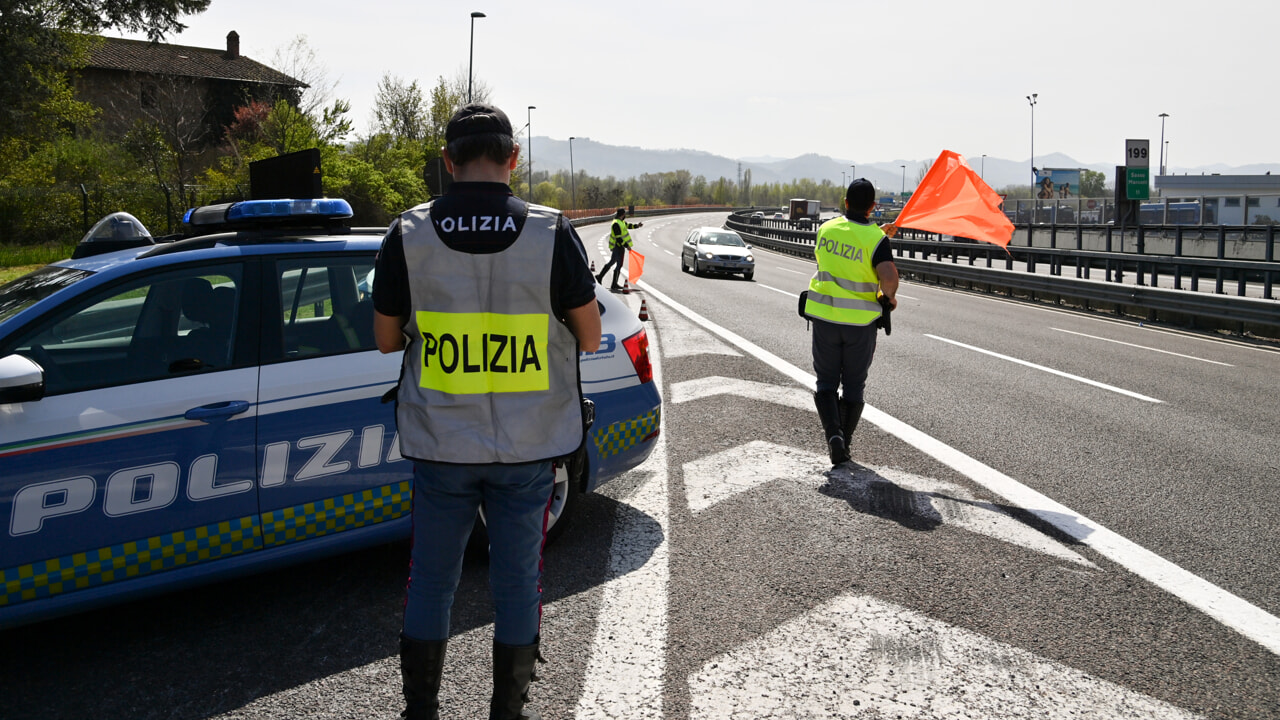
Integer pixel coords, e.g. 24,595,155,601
595,208,642,290
374,102,601,720
801,178,899,467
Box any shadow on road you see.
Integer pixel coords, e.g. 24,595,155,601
0,490,658,720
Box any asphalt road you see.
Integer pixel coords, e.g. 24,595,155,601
2,211,1277,719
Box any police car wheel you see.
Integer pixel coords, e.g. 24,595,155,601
693,261,704,276
743,270,754,281
468,449,583,554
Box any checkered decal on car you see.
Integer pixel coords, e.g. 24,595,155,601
592,408,661,459
261,481,412,547
0,516,261,607
0,481,412,608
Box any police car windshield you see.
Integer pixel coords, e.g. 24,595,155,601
702,233,745,246
0,266,92,324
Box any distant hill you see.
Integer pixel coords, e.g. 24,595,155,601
529,139,1279,193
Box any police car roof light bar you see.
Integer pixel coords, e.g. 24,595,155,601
184,198,354,228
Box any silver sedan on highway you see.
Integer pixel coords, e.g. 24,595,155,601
680,227,755,280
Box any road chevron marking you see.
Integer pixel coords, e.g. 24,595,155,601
680,439,1094,567
637,280,1280,657
689,593,1204,719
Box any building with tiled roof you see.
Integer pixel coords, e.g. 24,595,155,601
76,31,306,145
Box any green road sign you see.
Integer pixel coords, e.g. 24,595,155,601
1126,167,1149,200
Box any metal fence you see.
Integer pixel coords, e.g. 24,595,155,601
724,210,1280,338
0,184,243,246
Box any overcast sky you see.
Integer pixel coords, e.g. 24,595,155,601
117,0,1275,170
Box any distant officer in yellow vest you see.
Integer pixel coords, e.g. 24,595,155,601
595,208,642,290
802,178,899,467
373,102,601,720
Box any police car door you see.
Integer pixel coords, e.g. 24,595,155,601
0,262,260,617
254,254,408,551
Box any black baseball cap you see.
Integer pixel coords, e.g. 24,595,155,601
846,178,876,209
445,103,513,142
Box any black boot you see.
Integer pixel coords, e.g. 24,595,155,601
840,399,863,461
490,637,544,720
595,270,606,284
400,634,446,720
813,390,847,467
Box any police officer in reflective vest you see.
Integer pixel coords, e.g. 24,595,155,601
802,178,899,467
595,208,642,290
373,103,601,720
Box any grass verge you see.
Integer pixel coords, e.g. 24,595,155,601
0,244,73,285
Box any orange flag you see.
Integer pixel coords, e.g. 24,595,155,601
627,248,645,284
895,150,1014,248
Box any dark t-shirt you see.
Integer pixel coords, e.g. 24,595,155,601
373,182,596,321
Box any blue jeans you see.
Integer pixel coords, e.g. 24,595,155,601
402,460,553,646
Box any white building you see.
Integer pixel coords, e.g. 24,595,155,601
1153,174,1280,225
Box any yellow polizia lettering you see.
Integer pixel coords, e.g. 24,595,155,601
417,311,549,394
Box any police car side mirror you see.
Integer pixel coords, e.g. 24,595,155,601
0,353,46,403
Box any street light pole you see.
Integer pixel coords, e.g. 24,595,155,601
569,136,577,211
850,164,856,180
468,12,485,103
899,165,906,197
526,106,535,199
981,154,986,180
1158,112,1169,176
1026,93,1037,187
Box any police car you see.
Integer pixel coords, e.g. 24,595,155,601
0,199,661,628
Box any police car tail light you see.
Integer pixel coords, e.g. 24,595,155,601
621,328,653,384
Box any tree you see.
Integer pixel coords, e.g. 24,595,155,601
661,170,692,205
0,0,210,139
372,74,428,142
445,67,491,107
1079,169,1106,198
268,36,352,148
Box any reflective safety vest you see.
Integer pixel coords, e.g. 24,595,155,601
395,202,584,464
804,217,886,326
609,218,633,250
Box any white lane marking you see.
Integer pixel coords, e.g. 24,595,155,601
672,376,808,410
573,314,668,720
1051,327,1234,366
663,249,674,256
925,333,1163,404
689,594,1204,720
679,438,1093,567
757,283,799,298
637,279,1280,657
905,281,1278,355
896,292,918,301
776,266,807,274
682,440,820,514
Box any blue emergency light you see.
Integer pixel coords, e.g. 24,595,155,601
183,198,354,228
226,198,353,221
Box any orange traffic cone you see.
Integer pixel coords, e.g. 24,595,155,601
622,278,631,294
590,260,596,273
638,299,650,321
